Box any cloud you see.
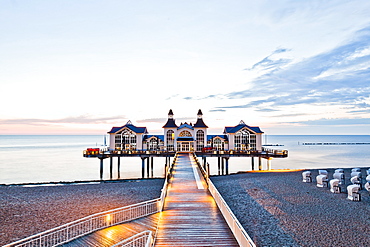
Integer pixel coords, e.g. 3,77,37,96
245,47,292,73
219,26,370,115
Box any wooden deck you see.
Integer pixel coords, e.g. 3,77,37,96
154,153,239,246
61,213,159,247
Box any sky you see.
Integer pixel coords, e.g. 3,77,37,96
1,0,370,135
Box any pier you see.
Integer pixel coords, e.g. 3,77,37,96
6,152,255,247
83,148,288,179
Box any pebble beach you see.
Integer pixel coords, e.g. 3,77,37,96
212,168,370,247
0,179,164,246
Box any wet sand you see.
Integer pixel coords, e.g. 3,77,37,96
211,168,370,247
0,179,164,246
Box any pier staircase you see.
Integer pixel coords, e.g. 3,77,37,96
5,153,255,247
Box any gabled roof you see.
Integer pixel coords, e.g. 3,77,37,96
162,118,178,128
224,121,263,134
207,135,228,141
178,123,194,130
193,118,208,128
143,135,164,142
108,121,148,134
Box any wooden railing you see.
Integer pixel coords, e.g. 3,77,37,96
192,153,256,247
111,230,153,247
4,155,177,247
3,199,161,247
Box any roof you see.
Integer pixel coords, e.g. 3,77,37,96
108,122,148,134
143,135,164,142
207,135,228,141
162,118,178,128
168,109,174,115
178,123,194,130
177,137,194,141
224,121,263,134
193,118,208,128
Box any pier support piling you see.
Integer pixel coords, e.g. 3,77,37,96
141,157,145,178
99,158,104,180
110,157,113,179
151,156,154,178
225,157,229,175
117,157,121,179
258,157,262,170
251,157,255,170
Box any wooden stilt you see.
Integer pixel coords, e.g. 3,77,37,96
225,157,229,175
221,157,224,175
251,157,255,170
258,157,262,170
99,158,104,180
141,157,145,178
117,157,121,179
267,158,272,170
218,156,221,175
110,157,113,179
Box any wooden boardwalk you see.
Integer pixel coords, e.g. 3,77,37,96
62,153,238,246
154,153,239,246
61,213,159,247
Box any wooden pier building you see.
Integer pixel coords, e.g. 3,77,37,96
83,110,288,179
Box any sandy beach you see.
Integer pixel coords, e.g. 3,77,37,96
0,179,164,246
212,168,370,247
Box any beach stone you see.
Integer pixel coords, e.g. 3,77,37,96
0,179,164,246
211,168,370,247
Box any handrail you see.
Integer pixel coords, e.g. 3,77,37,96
111,230,153,247
4,199,161,247
191,153,256,247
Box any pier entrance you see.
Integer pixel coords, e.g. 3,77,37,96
154,153,239,246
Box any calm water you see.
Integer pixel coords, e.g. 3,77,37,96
0,135,369,184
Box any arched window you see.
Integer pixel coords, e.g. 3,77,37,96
179,130,192,137
166,130,174,151
196,130,204,151
115,129,136,150
235,129,249,151
148,138,158,151
213,138,224,150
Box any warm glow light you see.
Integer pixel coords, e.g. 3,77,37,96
106,214,111,222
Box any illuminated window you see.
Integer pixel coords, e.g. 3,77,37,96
179,130,192,137
196,130,204,151
166,130,174,151
234,129,256,150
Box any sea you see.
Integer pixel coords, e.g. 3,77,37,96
0,135,369,185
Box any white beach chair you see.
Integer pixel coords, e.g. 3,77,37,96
351,168,361,173
302,171,312,183
329,179,341,193
335,169,344,173
350,176,362,190
365,175,370,193
316,174,328,188
347,184,361,201
366,168,370,176
319,170,328,175
333,172,345,185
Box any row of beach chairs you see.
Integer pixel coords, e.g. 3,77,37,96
302,168,370,201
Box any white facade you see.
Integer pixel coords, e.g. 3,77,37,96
108,110,263,152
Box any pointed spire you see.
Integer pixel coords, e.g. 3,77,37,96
197,109,203,119
168,109,174,119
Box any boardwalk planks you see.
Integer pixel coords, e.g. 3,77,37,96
154,153,239,246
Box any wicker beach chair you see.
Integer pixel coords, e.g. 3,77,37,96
316,174,328,188
302,171,312,183
347,184,361,201
330,179,341,193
